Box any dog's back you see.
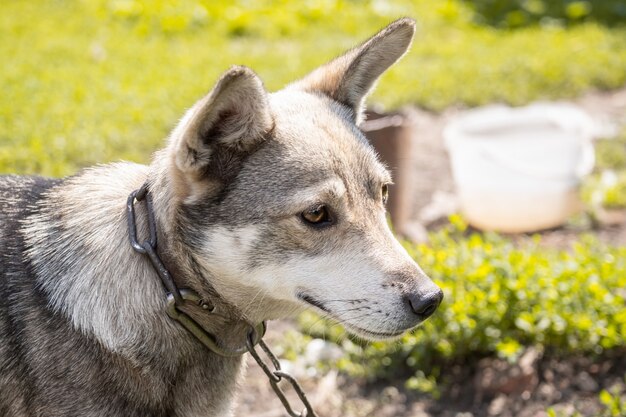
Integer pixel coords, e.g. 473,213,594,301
0,175,90,416
0,175,143,416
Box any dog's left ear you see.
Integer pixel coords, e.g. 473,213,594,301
289,17,415,123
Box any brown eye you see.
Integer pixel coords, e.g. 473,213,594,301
382,184,389,204
301,205,332,226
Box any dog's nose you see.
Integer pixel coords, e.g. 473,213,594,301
405,289,443,319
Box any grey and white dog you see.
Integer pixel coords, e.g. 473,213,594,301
0,18,442,417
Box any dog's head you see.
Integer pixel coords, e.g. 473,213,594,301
161,18,442,340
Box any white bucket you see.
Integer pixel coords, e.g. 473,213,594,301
443,103,595,233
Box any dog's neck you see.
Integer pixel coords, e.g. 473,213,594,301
151,221,258,352
25,162,253,365
148,152,258,336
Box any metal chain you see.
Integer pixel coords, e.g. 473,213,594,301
127,183,184,305
127,185,266,356
127,184,320,417
246,331,319,417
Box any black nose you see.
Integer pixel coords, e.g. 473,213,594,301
406,289,443,319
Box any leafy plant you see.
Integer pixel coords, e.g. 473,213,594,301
582,130,626,210
595,132,626,171
598,384,626,417
582,170,626,209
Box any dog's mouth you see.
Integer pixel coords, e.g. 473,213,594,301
341,322,406,339
296,292,407,340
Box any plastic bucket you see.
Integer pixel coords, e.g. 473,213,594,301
443,103,595,233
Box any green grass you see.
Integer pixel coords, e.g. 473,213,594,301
1,0,626,177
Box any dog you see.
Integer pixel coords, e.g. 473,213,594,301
0,18,442,417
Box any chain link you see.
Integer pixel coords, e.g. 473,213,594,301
127,184,184,305
246,331,319,417
127,184,320,417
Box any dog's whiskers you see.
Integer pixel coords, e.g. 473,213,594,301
328,306,369,314
336,311,376,322
323,298,368,304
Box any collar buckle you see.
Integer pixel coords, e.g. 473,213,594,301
166,289,266,357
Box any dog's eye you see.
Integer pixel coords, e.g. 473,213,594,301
382,184,389,205
301,205,332,226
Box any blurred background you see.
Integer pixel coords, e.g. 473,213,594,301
1,1,625,416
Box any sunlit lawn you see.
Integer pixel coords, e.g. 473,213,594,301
1,0,626,176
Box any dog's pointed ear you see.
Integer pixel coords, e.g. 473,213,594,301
171,66,273,176
289,18,415,123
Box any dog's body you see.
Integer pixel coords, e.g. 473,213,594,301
0,19,442,416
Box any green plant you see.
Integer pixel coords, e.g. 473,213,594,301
546,380,626,417
598,383,626,417
595,133,626,171
581,130,626,210
546,407,582,417
465,0,626,28
300,217,626,388
582,170,626,209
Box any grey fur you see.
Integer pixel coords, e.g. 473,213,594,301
0,18,441,416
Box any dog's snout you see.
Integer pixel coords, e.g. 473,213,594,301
405,289,443,320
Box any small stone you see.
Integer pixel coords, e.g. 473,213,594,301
488,394,507,416
304,339,343,365
419,191,458,225
550,403,575,415
518,348,539,373
537,382,560,401
574,371,599,392
409,402,430,417
381,386,400,400
544,369,555,382
475,348,539,396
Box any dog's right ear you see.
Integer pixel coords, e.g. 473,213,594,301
170,66,273,182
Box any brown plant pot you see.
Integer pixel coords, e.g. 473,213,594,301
361,109,418,237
